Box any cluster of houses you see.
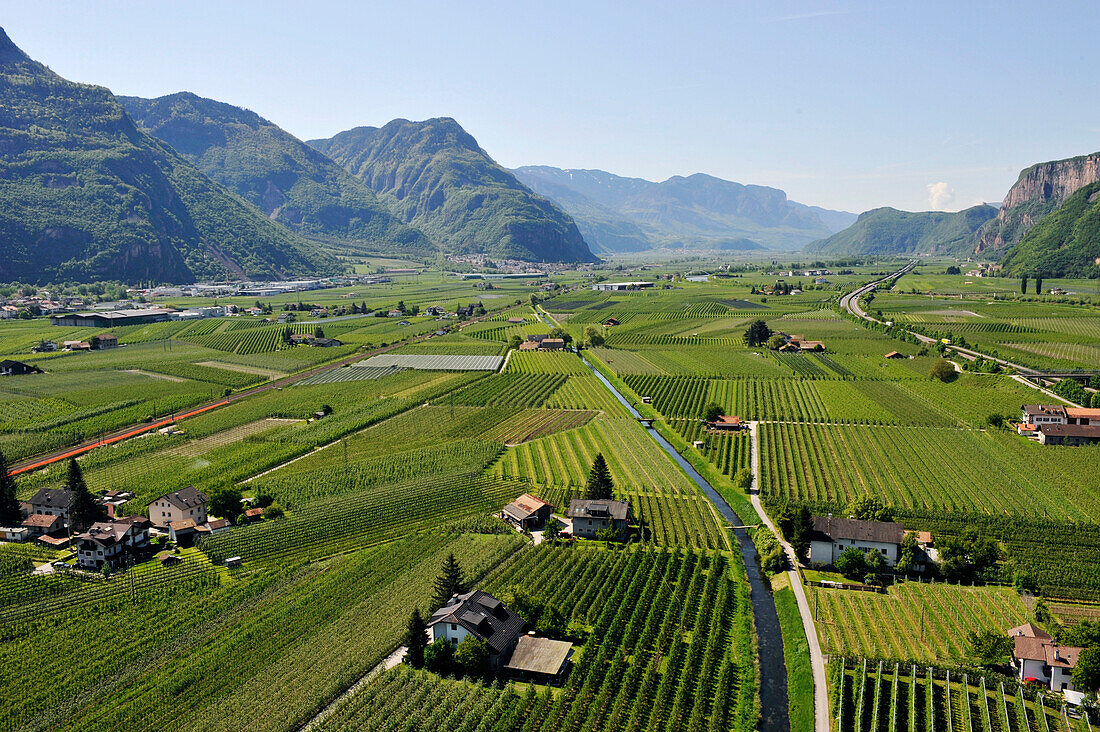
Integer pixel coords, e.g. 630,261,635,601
518,334,567,352
501,494,632,540
1018,404,1100,446
3,485,261,570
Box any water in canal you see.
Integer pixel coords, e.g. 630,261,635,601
580,354,791,732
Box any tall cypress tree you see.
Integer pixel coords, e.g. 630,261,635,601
405,609,428,668
67,459,103,532
0,449,21,527
432,553,466,607
586,453,614,500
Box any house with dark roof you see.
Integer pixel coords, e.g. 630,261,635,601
149,487,208,528
1008,622,1084,700
502,494,553,530
808,516,905,567
428,590,526,671
74,516,151,569
1036,423,1100,446
567,500,631,539
28,488,73,522
0,359,43,375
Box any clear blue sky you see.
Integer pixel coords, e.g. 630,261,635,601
4,1,1098,213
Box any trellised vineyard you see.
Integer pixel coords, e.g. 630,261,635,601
315,547,758,732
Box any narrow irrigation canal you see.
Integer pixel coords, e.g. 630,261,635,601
580,354,791,732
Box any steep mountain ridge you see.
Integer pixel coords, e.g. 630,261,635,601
805,204,997,256
511,165,853,253
1000,181,1100,277
120,93,433,257
310,119,596,263
0,27,330,283
974,151,1100,254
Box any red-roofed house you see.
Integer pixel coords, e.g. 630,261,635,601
708,415,744,432
1008,622,1084,699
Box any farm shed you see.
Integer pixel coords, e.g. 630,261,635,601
504,635,573,684
708,415,743,432
502,494,553,530
51,309,173,327
884,351,905,359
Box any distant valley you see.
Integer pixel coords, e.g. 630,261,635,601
512,165,856,254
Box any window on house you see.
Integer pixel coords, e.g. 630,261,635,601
451,623,457,631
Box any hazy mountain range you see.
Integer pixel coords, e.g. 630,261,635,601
511,166,856,254
0,23,1096,282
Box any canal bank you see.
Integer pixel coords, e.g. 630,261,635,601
578,352,792,732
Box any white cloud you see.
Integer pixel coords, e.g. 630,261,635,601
926,181,955,211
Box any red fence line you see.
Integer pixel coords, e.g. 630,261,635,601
10,400,230,476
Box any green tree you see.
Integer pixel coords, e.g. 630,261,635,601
0,449,21,527
424,637,454,674
895,532,919,573
834,547,867,580
209,486,243,521
745,319,772,347
1020,275,1028,294
583,325,604,348
536,606,567,638
432,553,466,607
262,503,284,519
314,326,325,339
929,359,956,382
585,453,614,500
1074,647,1100,694
734,467,753,493
405,609,428,669
967,630,1014,667
767,333,786,350
508,334,523,350
549,327,572,345
986,414,1004,429
595,525,620,543
282,325,293,344
846,495,893,522
454,635,490,677
543,520,561,543
67,459,103,532
787,506,813,560
1034,273,1042,295
702,402,724,422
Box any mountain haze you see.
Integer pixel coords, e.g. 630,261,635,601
0,28,331,284
511,166,855,253
805,205,997,256
120,93,433,257
310,119,596,263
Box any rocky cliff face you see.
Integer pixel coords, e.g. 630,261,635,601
974,152,1100,254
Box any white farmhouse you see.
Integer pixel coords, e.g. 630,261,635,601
808,517,905,567
428,590,525,671
1009,622,1084,702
